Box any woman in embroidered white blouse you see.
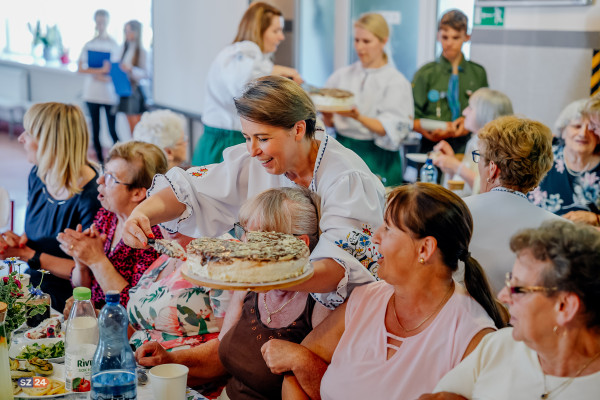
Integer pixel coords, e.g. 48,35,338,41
123,75,385,308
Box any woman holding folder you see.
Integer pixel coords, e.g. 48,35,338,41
117,20,150,135
78,9,120,165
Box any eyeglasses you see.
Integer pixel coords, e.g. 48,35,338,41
472,150,481,163
101,170,132,187
504,272,557,298
233,222,247,241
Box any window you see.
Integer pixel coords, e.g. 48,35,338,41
1,1,152,62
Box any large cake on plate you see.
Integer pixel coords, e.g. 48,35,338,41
186,232,310,283
309,88,355,112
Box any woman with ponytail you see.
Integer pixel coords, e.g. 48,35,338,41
260,183,504,400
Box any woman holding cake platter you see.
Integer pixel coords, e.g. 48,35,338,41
192,1,303,166
321,13,413,186
135,187,332,399
260,183,505,400
124,75,384,309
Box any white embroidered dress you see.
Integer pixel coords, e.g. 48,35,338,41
148,135,384,308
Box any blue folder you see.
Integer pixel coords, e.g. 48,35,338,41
109,62,132,97
87,50,111,68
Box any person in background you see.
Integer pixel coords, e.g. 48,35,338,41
419,220,600,400
0,102,101,311
117,20,149,134
192,2,302,166
433,88,513,196
135,187,331,400
58,141,167,308
529,97,600,226
412,9,488,154
78,9,121,165
464,116,563,293
123,76,383,310
260,183,503,400
322,13,413,186
133,109,189,170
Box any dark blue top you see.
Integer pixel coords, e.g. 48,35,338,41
25,166,102,311
529,144,600,216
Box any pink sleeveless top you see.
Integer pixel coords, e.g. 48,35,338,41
320,280,495,400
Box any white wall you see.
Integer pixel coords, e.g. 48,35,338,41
471,2,600,129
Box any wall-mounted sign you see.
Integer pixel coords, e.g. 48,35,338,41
474,7,505,27
475,0,590,6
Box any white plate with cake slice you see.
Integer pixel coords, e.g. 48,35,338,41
181,262,314,292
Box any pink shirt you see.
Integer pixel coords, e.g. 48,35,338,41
320,280,495,400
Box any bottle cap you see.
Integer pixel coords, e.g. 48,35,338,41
105,290,120,304
73,287,92,301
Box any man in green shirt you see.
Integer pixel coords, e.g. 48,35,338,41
412,10,488,154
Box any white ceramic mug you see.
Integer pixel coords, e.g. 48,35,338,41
149,363,189,400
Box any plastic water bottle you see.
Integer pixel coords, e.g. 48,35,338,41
420,158,439,183
66,287,99,398
91,291,137,400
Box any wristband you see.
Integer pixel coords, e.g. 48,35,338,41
27,250,42,270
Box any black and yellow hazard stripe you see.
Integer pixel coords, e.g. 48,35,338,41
592,49,600,96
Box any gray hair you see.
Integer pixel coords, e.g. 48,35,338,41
554,99,588,138
468,88,513,132
510,220,600,330
133,109,186,150
238,187,320,251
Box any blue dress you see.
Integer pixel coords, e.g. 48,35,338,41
25,167,102,311
529,144,600,216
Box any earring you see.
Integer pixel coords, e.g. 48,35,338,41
553,325,559,336
486,178,492,183
419,258,425,264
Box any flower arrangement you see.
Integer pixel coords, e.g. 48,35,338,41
28,21,62,49
0,257,47,343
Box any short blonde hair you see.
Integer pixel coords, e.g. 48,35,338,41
106,141,168,189
238,187,320,251
23,102,94,198
478,116,553,193
133,109,186,150
233,2,282,52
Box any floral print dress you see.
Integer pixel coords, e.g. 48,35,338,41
128,255,231,350
529,144,600,215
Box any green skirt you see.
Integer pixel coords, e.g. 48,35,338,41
335,134,403,186
192,125,245,166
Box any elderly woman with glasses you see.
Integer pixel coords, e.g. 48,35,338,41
135,187,331,399
528,97,600,227
58,141,167,309
419,220,600,400
463,116,564,293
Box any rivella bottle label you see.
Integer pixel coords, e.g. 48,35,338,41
65,343,96,392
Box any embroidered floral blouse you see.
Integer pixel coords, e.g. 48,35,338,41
128,255,231,350
529,145,600,216
90,207,162,307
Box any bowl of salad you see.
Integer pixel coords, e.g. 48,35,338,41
9,338,65,363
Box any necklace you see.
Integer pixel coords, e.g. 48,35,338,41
564,157,598,177
540,350,600,399
390,282,454,333
262,291,300,324
490,186,528,200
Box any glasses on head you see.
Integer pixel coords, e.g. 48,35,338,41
472,150,481,163
101,169,132,187
504,272,556,298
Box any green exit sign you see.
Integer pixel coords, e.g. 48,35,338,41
474,7,505,27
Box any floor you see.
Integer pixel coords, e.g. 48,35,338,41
0,124,29,233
